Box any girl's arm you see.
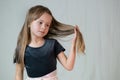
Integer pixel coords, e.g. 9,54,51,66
15,63,24,80
57,26,78,71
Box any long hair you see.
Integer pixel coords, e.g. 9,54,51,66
14,5,85,64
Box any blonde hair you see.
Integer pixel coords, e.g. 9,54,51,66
14,5,85,64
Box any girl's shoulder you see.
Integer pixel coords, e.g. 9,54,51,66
45,38,59,45
46,38,57,42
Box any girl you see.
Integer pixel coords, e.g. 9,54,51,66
13,5,85,80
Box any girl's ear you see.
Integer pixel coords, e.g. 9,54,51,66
28,21,32,28
28,24,31,28
28,25,30,28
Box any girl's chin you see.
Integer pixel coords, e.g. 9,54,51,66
36,34,47,38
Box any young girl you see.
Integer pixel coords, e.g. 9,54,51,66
13,5,85,80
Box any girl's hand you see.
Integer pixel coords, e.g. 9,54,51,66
72,25,79,43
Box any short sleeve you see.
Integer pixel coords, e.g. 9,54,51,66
13,54,19,63
54,40,65,56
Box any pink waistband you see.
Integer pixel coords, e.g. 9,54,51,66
26,70,58,80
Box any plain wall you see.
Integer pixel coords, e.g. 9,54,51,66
0,0,120,80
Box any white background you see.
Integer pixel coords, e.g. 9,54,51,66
0,0,120,80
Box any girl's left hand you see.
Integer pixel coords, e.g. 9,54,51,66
72,25,79,43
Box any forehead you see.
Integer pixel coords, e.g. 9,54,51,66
37,12,52,23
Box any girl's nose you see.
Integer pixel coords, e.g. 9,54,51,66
41,24,46,30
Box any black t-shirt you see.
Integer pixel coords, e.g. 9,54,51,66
24,39,65,78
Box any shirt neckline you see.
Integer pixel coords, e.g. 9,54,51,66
27,39,47,49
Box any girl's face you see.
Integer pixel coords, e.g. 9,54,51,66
30,12,52,38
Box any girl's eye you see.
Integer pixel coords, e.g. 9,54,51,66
46,24,50,27
39,22,42,24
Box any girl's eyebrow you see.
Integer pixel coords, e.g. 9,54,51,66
39,19,51,24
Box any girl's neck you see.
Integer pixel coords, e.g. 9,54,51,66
29,37,45,47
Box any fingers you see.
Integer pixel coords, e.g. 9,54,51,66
74,26,77,33
74,25,80,33
75,25,80,32
73,25,78,39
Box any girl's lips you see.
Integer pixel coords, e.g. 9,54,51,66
38,31,44,34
